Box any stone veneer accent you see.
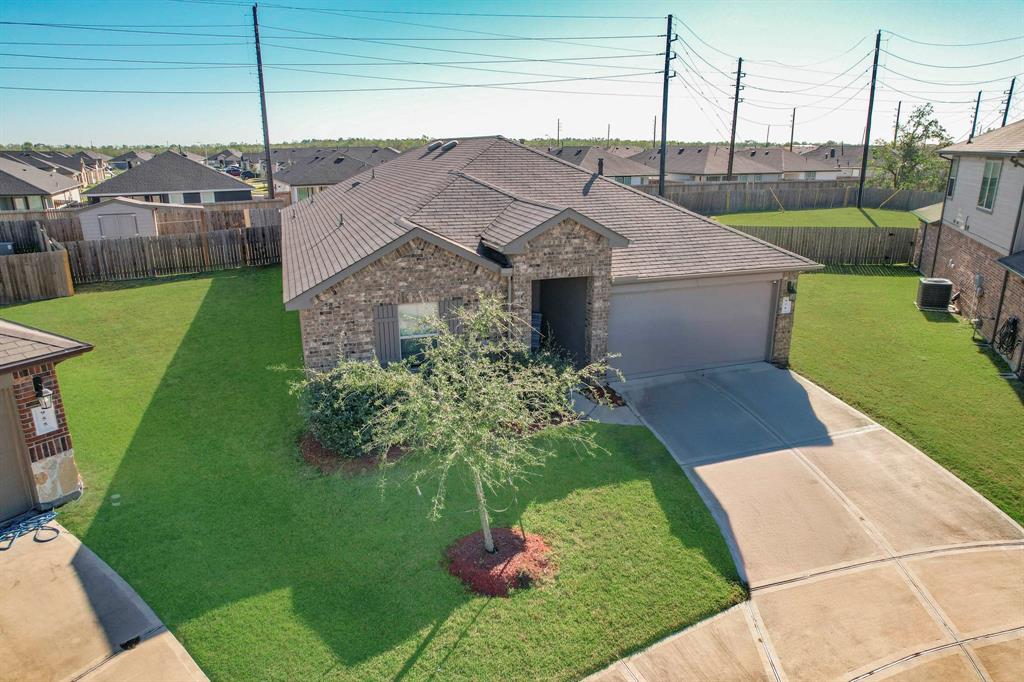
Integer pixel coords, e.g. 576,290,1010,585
770,272,801,367
506,219,612,362
917,222,1024,372
11,362,83,507
299,219,615,371
300,238,504,370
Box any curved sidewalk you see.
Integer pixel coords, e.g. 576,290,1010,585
591,363,1023,682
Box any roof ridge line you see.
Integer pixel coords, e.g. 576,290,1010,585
450,170,565,211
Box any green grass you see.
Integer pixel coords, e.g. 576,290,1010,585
3,267,742,681
791,266,1024,523
714,207,920,228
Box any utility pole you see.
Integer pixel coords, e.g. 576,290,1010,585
1001,77,1016,127
856,29,881,210
789,107,795,151
893,101,901,144
969,90,982,141
252,4,274,199
657,13,674,197
765,124,770,148
556,118,561,146
652,116,657,148
726,56,744,181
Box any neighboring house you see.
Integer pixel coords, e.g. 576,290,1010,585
536,146,657,186
206,148,244,168
174,149,207,164
0,319,92,523
603,145,648,158
109,150,153,170
282,136,820,377
77,196,204,239
85,151,254,204
273,151,371,202
735,147,841,181
631,146,838,183
0,157,81,209
244,146,400,174
801,143,865,178
0,150,101,187
917,118,1024,375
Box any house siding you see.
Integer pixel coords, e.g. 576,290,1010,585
943,156,1024,254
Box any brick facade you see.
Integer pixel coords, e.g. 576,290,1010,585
771,272,801,367
9,362,83,507
299,219,614,371
300,238,505,370
916,222,1024,372
506,220,612,361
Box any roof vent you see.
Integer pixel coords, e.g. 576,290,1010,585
677,148,684,154
426,140,443,151
441,140,459,151
338,212,344,227
334,157,344,164
597,158,604,176
829,147,836,158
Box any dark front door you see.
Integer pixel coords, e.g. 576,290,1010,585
0,378,35,522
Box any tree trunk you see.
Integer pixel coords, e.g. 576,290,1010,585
473,470,496,553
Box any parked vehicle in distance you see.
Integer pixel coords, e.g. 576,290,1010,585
241,169,257,179
224,166,242,176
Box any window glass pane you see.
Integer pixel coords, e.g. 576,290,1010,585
398,302,438,338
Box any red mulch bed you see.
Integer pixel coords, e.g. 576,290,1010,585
446,527,556,597
299,432,404,476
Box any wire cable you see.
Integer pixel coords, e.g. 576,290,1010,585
879,65,1023,87
881,49,1023,70
883,30,1024,47
170,0,664,19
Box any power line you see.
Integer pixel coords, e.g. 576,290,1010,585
882,30,1024,47
879,65,1024,86
748,36,871,69
169,0,664,19
744,51,872,95
881,49,1023,70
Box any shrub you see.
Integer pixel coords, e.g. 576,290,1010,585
294,361,412,458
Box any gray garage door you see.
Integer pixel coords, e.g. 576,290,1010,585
608,277,776,378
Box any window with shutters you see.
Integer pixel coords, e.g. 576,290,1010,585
398,302,439,360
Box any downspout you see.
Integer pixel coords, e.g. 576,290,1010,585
931,155,953,277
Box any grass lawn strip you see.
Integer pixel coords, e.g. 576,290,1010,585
714,207,920,228
790,266,1023,524
3,267,743,681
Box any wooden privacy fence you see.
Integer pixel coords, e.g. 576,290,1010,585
733,225,919,265
63,225,281,284
643,183,943,215
0,250,74,304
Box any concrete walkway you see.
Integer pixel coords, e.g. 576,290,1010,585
590,363,1023,682
0,525,206,682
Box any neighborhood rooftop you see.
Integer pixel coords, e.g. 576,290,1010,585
0,156,80,196
274,150,371,187
536,146,656,177
86,150,252,196
281,135,818,307
630,145,836,176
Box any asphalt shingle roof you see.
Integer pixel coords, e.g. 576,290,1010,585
630,146,835,176
109,150,153,163
282,136,817,307
0,319,92,372
0,157,80,196
86,151,252,196
275,151,371,187
942,118,1024,155
535,146,656,177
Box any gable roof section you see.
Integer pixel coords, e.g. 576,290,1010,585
109,150,154,163
734,147,837,173
942,118,1024,156
86,151,252,196
0,319,92,373
630,146,778,175
0,157,80,196
281,136,819,308
538,146,657,177
76,196,204,212
275,151,370,187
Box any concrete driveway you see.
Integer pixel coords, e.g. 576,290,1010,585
592,363,1023,682
0,526,206,682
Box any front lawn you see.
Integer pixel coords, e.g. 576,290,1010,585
3,268,743,681
714,207,920,228
791,266,1024,523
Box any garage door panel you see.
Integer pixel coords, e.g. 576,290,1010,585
609,279,774,378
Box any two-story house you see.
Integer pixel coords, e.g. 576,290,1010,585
917,119,1024,375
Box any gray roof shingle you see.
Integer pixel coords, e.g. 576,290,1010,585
0,157,80,196
275,151,370,187
535,146,657,177
281,136,819,307
86,151,252,196
0,319,92,372
942,118,1024,155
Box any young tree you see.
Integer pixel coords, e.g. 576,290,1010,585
869,104,952,192
367,294,613,553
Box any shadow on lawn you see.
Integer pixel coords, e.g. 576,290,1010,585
857,208,880,228
821,264,920,277
78,269,740,674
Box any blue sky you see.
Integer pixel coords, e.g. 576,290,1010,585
0,0,1021,146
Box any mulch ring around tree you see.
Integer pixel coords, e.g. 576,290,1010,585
446,528,557,597
298,432,405,476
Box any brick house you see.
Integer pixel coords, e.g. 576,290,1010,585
0,320,92,523
915,119,1024,375
282,136,821,378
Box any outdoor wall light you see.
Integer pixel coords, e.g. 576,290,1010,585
33,376,54,410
